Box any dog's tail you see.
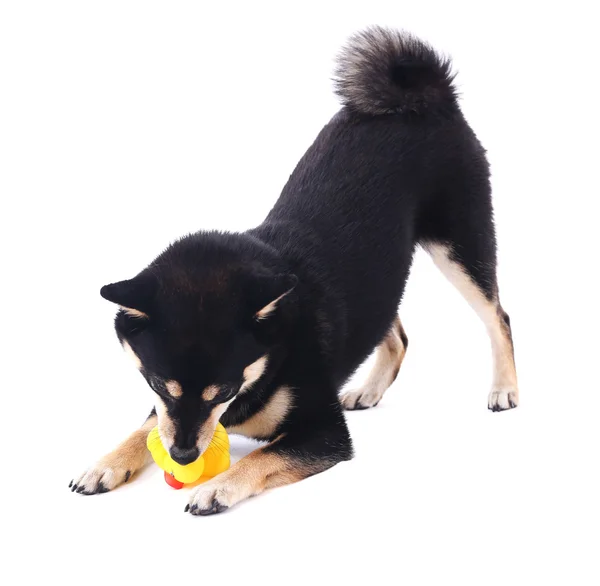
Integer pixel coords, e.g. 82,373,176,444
333,26,457,116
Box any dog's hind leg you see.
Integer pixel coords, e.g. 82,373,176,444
69,409,157,495
423,241,518,411
418,143,518,412
340,316,408,410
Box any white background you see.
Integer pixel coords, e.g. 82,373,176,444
1,1,599,584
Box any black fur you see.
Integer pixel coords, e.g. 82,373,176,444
333,26,457,115
99,27,507,497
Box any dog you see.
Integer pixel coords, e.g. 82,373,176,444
70,26,518,515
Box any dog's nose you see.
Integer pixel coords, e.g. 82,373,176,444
170,446,200,465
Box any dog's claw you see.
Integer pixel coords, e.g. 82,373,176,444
213,500,228,515
71,462,133,495
488,388,519,412
184,504,190,512
188,498,229,516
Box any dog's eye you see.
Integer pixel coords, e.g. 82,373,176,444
117,309,149,336
203,384,237,404
146,374,170,398
216,385,238,404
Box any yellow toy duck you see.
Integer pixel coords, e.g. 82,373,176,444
146,423,230,489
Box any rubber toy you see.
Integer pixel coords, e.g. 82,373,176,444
146,423,230,489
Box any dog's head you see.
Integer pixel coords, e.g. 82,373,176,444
101,232,297,464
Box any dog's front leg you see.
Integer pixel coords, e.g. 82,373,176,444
186,415,353,515
70,409,157,495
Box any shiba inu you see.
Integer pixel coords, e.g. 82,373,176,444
70,26,518,515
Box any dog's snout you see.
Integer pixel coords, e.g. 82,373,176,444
170,446,200,465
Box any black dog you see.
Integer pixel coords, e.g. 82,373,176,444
70,27,518,514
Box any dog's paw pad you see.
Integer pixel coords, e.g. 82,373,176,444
340,389,380,411
70,463,132,495
488,388,519,412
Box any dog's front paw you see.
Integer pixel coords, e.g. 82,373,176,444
340,387,381,410
185,477,246,516
488,387,519,412
69,461,132,495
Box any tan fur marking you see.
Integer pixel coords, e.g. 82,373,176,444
157,391,232,455
256,290,292,320
202,385,220,402
120,306,148,319
377,317,405,387
187,439,327,511
155,397,177,450
71,414,157,493
227,386,293,439
222,449,310,493
340,317,407,409
239,355,269,394
122,341,143,370
196,399,233,454
424,243,519,409
100,414,157,472
166,380,182,398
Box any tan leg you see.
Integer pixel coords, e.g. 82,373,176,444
340,316,408,410
425,243,519,411
70,413,157,494
186,440,325,515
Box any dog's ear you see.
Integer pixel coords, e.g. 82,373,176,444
100,272,156,317
250,272,298,321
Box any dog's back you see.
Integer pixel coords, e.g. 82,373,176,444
257,27,493,380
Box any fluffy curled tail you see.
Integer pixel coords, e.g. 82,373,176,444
333,26,457,115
